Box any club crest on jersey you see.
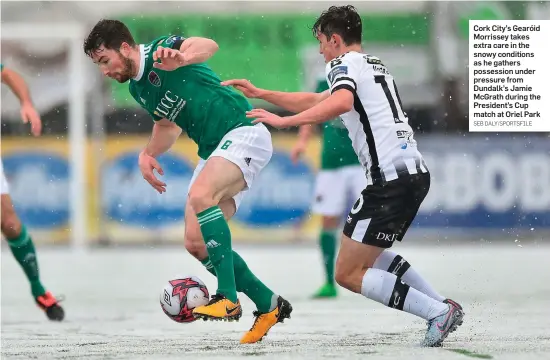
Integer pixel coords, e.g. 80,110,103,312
328,66,348,84
148,71,161,87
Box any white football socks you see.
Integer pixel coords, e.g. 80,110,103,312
373,250,446,302
361,268,449,320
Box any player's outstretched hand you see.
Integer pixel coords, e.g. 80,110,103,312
20,102,42,137
153,46,187,71
247,108,288,129
221,79,264,99
138,151,167,194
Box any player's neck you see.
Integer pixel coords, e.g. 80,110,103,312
129,47,141,78
338,44,362,56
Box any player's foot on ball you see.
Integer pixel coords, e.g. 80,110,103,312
193,293,242,321
422,303,465,347
35,291,65,321
240,296,292,344
311,283,337,299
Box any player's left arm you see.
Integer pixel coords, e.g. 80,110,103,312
284,56,358,126
248,90,353,129
175,37,219,65
284,90,353,126
247,56,357,128
153,36,219,70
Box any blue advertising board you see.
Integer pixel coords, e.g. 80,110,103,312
413,136,550,228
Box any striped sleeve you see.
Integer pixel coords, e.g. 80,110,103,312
325,56,358,94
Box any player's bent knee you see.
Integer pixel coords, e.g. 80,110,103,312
1,214,22,239
334,267,352,291
335,264,368,293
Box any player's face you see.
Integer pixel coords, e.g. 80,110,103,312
316,33,338,63
90,45,134,83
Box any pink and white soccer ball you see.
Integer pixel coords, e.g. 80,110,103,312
159,275,209,323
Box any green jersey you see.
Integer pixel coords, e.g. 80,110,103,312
129,35,254,159
316,80,359,170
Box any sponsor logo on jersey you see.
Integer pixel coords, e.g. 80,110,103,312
234,151,314,226
364,54,384,66
153,90,186,121
328,65,348,84
148,71,161,87
102,152,193,227
2,152,69,228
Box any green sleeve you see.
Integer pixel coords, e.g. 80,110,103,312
315,79,329,94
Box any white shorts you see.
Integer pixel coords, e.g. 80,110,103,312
0,160,9,195
187,123,273,210
312,165,366,217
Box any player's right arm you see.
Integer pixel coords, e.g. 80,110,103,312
138,119,182,194
1,66,32,104
0,65,42,136
221,79,329,113
143,119,182,157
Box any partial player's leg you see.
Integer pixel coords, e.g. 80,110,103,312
1,192,64,321
184,197,289,343
187,156,244,321
335,173,463,347
184,198,278,315
189,124,293,338
310,169,347,298
373,250,445,301
368,175,461,307
189,124,291,341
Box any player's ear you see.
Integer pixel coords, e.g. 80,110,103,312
119,42,131,57
331,34,343,47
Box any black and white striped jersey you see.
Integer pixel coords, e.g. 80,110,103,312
325,51,428,186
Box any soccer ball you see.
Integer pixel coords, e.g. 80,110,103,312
159,276,210,323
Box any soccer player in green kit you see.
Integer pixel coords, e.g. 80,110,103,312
291,76,365,299
1,63,65,321
83,20,292,344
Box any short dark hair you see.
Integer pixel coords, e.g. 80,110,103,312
312,5,362,45
83,19,136,57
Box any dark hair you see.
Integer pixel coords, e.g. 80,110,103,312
83,19,136,57
312,5,362,45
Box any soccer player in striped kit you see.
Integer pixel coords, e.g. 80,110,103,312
223,5,465,348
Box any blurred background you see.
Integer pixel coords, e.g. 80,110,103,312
1,1,549,249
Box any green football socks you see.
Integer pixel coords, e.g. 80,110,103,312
201,251,276,313
196,206,237,303
320,229,337,285
7,225,46,298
